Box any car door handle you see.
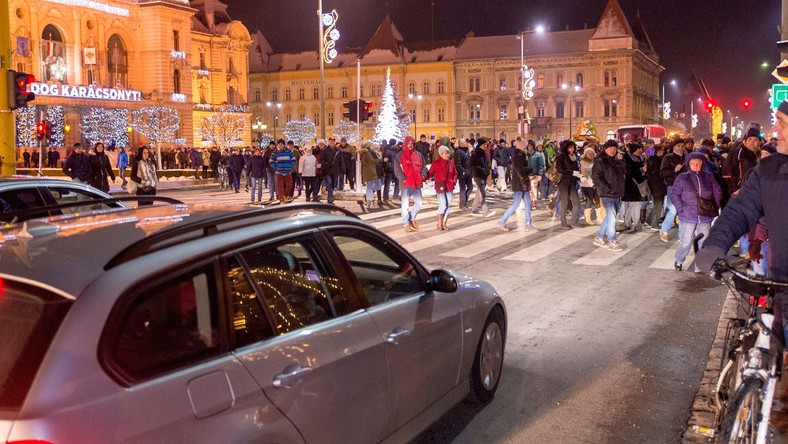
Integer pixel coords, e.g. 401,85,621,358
386,327,411,344
273,365,313,389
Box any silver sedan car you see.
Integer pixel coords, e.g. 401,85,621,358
0,202,506,444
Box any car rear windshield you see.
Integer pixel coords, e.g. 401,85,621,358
0,278,73,410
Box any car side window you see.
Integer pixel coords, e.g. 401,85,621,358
225,256,275,347
239,238,349,335
45,187,114,214
0,189,46,219
110,268,220,382
330,230,425,306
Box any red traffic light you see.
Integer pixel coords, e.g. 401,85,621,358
705,101,714,112
7,71,36,110
36,122,47,141
742,99,752,111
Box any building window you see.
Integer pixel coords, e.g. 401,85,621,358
423,108,430,123
299,113,305,120
437,107,445,122
228,57,235,75
576,73,584,87
173,70,181,94
437,80,445,94
499,76,507,91
341,85,348,98
360,85,364,97
556,73,564,88
422,81,430,95
536,75,545,89
469,104,480,121
314,113,319,125
555,102,565,118
41,25,67,83
499,104,507,120
328,112,334,126
271,88,278,101
285,113,291,123
327,86,334,99
285,89,291,101
603,99,618,117
408,82,416,95
173,30,180,51
298,88,305,100
199,52,206,70
575,100,584,118
606,130,616,140
611,70,618,86
254,89,261,102
409,109,416,123
604,71,610,87
313,87,319,99
107,34,128,88
537,102,545,118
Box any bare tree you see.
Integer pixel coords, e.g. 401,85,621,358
199,111,247,151
131,106,180,169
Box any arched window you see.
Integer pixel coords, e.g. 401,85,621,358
408,82,416,95
271,88,278,101
41,25,67,83
556,73,564,88
173,69,180,94
422,81,430,95
254,89,261,102
313,87,319,99
576,72,584,87
298,88,305,100
536,75,545,89
327,86,334,99
228,86,236,105
341,85,348,98
499,76,507,91
437,80,445,94
107,34,128,87
285,88,291,101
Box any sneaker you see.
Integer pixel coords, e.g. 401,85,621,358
404,225,414,233
593,237,607,247
608,241,623,252
674,262,683,271
648,225,659,231
659,231,669,243
470,210,483,217
410,219,420,230
483,210,496,218
524,224,539,231
498,221,510,232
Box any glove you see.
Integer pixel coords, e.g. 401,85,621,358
748,239,764,264
695,245,727,274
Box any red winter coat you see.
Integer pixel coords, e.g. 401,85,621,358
401,148,424,188
427,157,457,192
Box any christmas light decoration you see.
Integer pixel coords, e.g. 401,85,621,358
333,120,358,143
258,133,273,147
15,106,37,147
521,65,535,100
284,118,317,147
81,108,130,147
663,101,671,120
46,106,65,147
374,67,410,143
199,111,247,149
132,106,180,168
322,10,340,64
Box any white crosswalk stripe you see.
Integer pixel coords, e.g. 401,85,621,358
368,208,439,227
441,220,561,258
398,218,503,253
502,226,598,262
649,239,694,270
573,230,655,266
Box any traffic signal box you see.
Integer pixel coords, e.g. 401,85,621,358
7,70,36,110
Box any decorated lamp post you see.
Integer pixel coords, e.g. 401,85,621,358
318,1,340,140
562,82,581,140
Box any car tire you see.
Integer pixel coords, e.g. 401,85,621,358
467,307,505,404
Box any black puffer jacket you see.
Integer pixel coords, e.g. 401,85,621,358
646,154,667,198
470,146,490,180
660,151,685,187
454,147,471,178
88,151,115,192
554,152,579,185
623,152,645,202
592,152,626,198
510,149,533,192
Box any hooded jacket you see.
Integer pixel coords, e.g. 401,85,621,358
400,142,424,189
470,144,491,179
510,149,533,192
426,156,457,192
670,152,722,223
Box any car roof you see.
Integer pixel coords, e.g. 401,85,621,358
0,203,361,297
0,177,111,194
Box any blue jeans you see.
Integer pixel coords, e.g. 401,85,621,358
752,240,769,277
597,197,621,242
458,175,473,208
675,221,711,270
250,177,263,201
266,171,277,198
661,187,678,233
365,178,381,200
324,174,337,200
437,191,453,216
500,192,532,225
384,173,399,200
401,187,423,226
541,175,550,199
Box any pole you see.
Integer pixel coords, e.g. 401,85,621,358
356,58,361,191
318,0,327,140
38,139,43,176
520,32,524,138
660,83,665,125
568,87,573,140
0,0,16,176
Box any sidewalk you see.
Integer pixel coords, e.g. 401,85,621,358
108,177,219,195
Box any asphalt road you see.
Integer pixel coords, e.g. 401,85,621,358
160,187,729,443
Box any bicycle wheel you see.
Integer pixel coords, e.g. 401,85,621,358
719,377,764,444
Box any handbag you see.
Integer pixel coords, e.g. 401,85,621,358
545,163,562,185
687,174,719,217
127,179,138,194
633,178,650,198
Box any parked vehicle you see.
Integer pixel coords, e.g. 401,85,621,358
616,125,666,144
0,202,506,444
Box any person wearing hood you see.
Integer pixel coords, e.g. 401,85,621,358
88,142,116,192
470,138,493,217
382,139,400,202
427,145,457,230
670,151,722,271
555,140,583,228
400,136,425,232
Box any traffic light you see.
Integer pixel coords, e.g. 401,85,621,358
342,100,359,122
7,70,36,110
361,100,374,122
742,99,752,111
36,122,47,141
704,101,714,113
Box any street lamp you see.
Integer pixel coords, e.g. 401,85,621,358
408,93,422,137
252,119,267,147
266,101,282,141
561,82,581,140
318,1,340,140
516,31,537,137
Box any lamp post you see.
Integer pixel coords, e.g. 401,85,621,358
661,79,676,125
318,1,340,140
516,30,537,137
266,101,282,141
252,119,267,147
408,93,422,137
561,82,581,140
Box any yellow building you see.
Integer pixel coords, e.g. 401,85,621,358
8,0,252,156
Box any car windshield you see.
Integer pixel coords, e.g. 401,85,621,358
618,128,646,143
0,278,73,410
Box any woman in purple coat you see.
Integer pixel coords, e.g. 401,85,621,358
670,152,722,271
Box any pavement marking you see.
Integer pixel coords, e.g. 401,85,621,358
502,225,598,262
441,220,560,258
358,207,409,220
648,239,693,269
398,218,503,253
370,209,439,228
573,230,655,266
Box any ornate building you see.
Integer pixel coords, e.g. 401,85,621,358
249,0,662,143
8,0,252,153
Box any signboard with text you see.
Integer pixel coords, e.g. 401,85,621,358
771,84,788,109
29,83,142,102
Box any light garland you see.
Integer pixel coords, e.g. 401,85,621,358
43,0,129,17
332,120,357,143
170,50,187,59
46,106,65,147
374,67,409,143
284,119,316,146
198,111,247,149
322,10,340,64
15,106,37,147
81,108,130,147
171,93,187,102
132,106,180,168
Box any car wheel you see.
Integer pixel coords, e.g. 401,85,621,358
467,307,505,404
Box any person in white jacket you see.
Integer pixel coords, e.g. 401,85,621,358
299,145,318,202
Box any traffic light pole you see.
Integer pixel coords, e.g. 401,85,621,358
0,0,16,176
356,58,362,192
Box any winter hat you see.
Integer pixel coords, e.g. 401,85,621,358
404,136,415,147
684,151,706,166
388,138,398,146
438,146,450,156
583,147,596,158
744,126,761,140
304,145,313,152
698,146,712,157
559,139,576,153
603,139,618,149
779,100,788,116
316,138,326,145
761,143,777,155
722,136,731,144
440,136,450,147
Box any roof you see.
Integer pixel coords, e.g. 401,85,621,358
454,29,595,61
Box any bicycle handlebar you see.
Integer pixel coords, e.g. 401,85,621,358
710,258,788,289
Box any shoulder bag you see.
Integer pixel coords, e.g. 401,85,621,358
687,174,719,217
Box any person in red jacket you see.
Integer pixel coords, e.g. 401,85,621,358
427,145,458,230
400,136,424,232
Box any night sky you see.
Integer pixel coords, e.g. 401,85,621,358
225,0,781,127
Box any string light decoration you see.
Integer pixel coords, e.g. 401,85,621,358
15,106,37,147
321,10,340,64
373,67,410,143
332,120,357,143
284,118,317,146
521,65,536,101
132,106,180,169
46,106,65,147
81,108,130,147
258,133,273,147
198,111,247,149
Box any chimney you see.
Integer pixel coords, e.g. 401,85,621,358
466,31,475,38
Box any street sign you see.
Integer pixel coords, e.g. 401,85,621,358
772,59,788,84
771,84,788,109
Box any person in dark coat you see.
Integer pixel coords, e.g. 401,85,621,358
646,144,667,230
498,140,536,231
88,143,116,192
62,143,92,184
319,138,341,203
554,140,582,228
382,140,400,202
228,147,245,193
592,139,626,250
470,138,492,216
22,149,30,168
454,139,473,209
248,148,266,202
414,135,431,164
659,138,687,241
670,152,722,271
622,143,646,231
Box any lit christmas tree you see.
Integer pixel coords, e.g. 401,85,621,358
284,118,316,147
15,106,36,148
198,111,247,150
81,108,130,148
46,106,65,147
373,67,410,143
132,106,180,169
332,120,358,143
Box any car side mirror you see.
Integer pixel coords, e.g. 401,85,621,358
429,269,458,293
